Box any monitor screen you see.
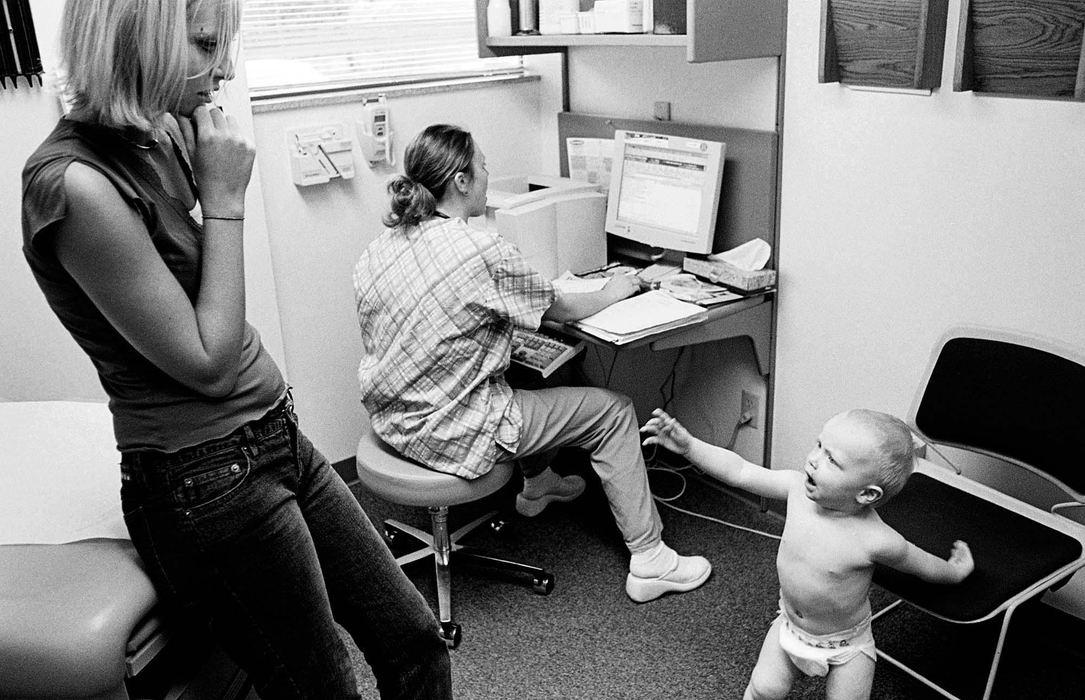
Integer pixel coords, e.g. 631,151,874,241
605,130,725,255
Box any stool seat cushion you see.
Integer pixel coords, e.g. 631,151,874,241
356,427,514,507
0,538,157,697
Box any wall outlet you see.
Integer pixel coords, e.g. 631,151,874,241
741,390,760,428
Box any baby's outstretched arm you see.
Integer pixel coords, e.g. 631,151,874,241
877,535,975,585
640,409,694,456
640,409,794,500
946,540,975,581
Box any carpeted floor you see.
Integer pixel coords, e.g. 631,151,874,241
344,461,1085,699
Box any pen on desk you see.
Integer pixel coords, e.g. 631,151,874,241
577,261,621,277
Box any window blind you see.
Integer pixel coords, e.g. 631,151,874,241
241,0,522,97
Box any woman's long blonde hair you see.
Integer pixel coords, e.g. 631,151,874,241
58,0,241,130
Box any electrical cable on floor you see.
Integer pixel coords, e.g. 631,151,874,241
646,411,782,541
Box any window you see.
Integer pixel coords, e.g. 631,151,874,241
241,0,522,98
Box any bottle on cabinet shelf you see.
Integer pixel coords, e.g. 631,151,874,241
516,0,538,35
487,0,512,37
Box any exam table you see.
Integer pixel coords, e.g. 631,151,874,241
0,401,249,699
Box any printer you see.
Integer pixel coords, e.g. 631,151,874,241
475,174,608,281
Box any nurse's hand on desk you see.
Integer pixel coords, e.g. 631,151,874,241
603,273,640,302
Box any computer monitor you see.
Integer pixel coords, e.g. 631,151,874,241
605,130,726,256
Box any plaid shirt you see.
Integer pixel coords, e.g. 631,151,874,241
353,217,555,478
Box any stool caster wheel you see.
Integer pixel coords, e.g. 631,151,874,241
382,526,396,543
490,518,507,534
440,621,462,649
532,572,555,595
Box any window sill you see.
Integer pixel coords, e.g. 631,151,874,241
249,72,539,114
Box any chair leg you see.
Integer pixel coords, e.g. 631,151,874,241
381,507,554,649
428,506,461,649
452,547,554,595
872,598,1013,700
982,604,1017,700
383,521,436,566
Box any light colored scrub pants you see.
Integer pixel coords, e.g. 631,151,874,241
511,386,663,554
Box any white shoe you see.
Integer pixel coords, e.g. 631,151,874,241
625,555,712,603
515,474,586,517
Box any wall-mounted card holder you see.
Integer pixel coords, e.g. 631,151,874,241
819,0,949,90
954,0,1085,101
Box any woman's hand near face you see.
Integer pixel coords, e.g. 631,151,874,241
177,104,255,217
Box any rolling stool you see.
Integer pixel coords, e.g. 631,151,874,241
355,426,554,648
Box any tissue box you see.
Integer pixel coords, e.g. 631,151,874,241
683,257,777,293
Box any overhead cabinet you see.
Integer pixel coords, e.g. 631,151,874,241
474,0,787,63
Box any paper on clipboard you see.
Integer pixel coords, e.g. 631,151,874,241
573,290,706,341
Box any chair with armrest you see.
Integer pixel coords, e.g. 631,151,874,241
355,425,555,649
871,326,1085,700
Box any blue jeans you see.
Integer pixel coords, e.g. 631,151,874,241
120,397,452,699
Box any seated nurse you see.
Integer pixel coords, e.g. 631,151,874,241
352,124,712,602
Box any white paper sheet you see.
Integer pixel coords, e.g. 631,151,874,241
708,237,772,271
0,401,127,545
566,137,615,191
575,290,706,336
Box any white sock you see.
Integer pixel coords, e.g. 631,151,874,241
629,541,679,578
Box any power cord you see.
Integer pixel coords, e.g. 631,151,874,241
728,411,754,450
646,411,781,541
657,346,685,413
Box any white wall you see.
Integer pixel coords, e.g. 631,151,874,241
776,0,1085,617
568,47,779,130
1,1,100,402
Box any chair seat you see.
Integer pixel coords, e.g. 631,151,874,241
0,539,157,697
874,472,1083,622
355,427,515,507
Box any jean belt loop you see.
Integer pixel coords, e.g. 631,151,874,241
242,423,260,458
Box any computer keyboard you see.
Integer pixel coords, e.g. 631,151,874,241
510,327,586,378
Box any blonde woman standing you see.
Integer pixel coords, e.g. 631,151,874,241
21,2,451,697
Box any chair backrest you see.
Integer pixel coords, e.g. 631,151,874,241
911,327,1085,498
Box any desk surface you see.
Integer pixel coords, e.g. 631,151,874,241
550,290,774,374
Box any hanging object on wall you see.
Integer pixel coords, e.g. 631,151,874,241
954,0,1085,101
819,0,949,90
1,0,44,88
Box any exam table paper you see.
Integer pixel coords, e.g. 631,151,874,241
0,401,127,545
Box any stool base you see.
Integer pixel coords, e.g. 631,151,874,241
382,508,555,648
